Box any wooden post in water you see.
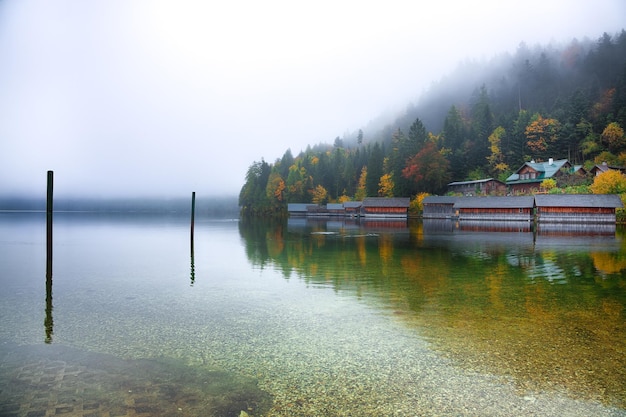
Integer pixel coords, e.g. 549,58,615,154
190,192,196,247
46,171,53,278
45,170,54,343
190,192,196,285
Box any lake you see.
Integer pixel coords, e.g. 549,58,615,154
0,211,625,417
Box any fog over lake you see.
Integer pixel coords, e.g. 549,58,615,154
1,0,625,198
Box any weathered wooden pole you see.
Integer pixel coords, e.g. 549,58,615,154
45,170,54,343
190,192,196,285
190,191,196,248
46,171,53,278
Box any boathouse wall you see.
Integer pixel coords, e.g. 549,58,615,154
422,196,457,219
457,207,533,221
534,194,623,223
537,207,616,223
454,196,535,222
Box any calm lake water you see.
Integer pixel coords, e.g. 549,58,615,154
0,212,625,417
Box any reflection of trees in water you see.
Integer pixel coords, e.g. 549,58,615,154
238,218,626,407
591,251,626,275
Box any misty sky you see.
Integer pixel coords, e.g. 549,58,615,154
1,0,625,198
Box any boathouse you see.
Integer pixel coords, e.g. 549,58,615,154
343,201,363,216
447,178,506,196
454,196,535,221
326,203,345,216
362,197,410,218
422,196,458,218
287,203,317,216
534,194,623,223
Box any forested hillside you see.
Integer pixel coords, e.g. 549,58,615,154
240,30,626,216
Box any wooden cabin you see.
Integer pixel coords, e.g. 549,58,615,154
343,201,363,216
589,162,626,177
422,196,458,218
326,203,345,216
454,196,535,221
534,194,623,223
287,203,317,216
505,158,585,194
447,178,506,196
361,197,410,218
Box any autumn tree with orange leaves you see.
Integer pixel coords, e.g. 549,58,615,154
525,114,561,155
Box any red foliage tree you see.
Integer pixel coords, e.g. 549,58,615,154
402,142,450,194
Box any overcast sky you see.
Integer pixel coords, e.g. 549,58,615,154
1,0,624,198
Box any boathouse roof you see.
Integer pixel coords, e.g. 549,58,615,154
535,194,624,208
454,196,535,209
362,197,410,208
287,203,316,212
422,196,458,204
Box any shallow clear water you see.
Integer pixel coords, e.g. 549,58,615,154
0,212,625,416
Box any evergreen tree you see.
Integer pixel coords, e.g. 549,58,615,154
441,106,466,180
468,85,494,171
239,160,272,215
366,143,384,196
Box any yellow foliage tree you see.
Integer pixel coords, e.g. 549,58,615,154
338,194,351,203
266,172,285,202
601,122,625,152
378,173,394,197
409,192,430,215
590,169,626,194
540,178,557,192
309,184,329,204
525,114,561,153
487,126,509,174
355,166,367,201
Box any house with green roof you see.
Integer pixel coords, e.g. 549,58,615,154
505,158,586,194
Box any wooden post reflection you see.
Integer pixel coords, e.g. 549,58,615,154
45,170,54,343
45,274,53,344
190,192,195,286
190,247,196,286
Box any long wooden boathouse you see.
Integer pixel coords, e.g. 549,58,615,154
287,198,410,218
454,196,535,221
535,194,623,223
422,194,623,223
289,195,623,223
361,197,410,218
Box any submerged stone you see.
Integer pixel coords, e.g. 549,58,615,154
0,340,272,417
